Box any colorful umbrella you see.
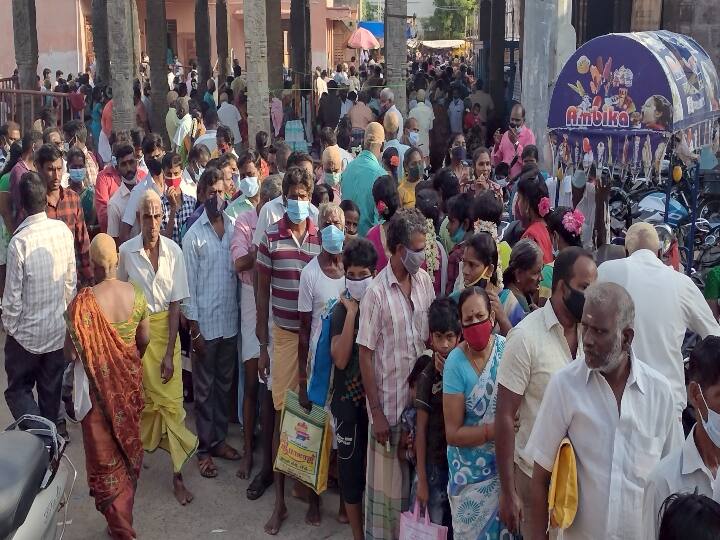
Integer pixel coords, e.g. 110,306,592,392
347,27,381,50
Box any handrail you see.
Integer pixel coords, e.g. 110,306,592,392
0,88,70,99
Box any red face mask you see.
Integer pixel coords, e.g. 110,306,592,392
463,319,493,351
167,176,181,189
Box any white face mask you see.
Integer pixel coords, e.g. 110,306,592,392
700,387,720,449
346,276,372,301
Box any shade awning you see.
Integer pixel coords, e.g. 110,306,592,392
420,39,467,50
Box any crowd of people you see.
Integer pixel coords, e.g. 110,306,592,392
3,52,720,540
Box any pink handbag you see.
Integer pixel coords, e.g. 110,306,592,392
399,502,448,540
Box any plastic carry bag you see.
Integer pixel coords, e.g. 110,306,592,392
399,502,448,540
273,390,332,494
307,299,337,406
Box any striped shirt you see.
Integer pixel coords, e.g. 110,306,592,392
181,210,238,340
356,265,435,425
256,215,321,331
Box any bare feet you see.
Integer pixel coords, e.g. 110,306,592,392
337,498,349,524
263,504,288,535
173,474,194,505
305,499,321,527
236,453,253,479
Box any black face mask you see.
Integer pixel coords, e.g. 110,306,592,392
563,282,585,322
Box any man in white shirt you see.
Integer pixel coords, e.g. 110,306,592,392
107,144,141,241
380,87,403,136
598,222,720,417
495,247,597,536
642,336,720,540
527,282,681,540
193,109,219,155
3,171,76,426
216,92,242,148
119,156,166,244
408,89,434,160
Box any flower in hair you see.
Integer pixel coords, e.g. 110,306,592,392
390,155,400,167
562,209,585,235
376,200,388,215
538,197,551,217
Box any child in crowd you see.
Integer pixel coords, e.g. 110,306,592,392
444,192,476,296
414,297,460,530
339,199,359,241
399,355,432,507
330,237,378,540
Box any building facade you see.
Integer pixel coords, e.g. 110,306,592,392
0,0,357,81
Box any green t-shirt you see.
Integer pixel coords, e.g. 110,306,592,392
0,172,10,192
705,267,720,300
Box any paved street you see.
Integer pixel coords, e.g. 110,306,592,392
0,336,346,540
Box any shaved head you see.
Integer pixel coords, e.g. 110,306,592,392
625,222,660,254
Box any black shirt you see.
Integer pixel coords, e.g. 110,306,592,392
329,302,365,420
414,358,448,466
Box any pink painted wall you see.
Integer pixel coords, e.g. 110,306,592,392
0,0,353,82
0,0,84,79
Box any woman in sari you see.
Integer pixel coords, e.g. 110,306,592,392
366,174,400,272
538,207,584,304
443,287,515,539
65,233,150,539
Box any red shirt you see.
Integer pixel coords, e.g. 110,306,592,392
522,220,554,264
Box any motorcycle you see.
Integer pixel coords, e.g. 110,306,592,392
0,415,77,540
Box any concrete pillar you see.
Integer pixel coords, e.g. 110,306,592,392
385,0,408,114
244,0,271,146
521,0,575,168
266,0,285,94
108,0,135,131
630,0,662,31
489,0,506,121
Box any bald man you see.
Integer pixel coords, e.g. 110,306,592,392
491,103,536,179
118,189,198,505
597,222,720,418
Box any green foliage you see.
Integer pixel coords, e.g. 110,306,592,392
422,0,476,40
361,0,384,21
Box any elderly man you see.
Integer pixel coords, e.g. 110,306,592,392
182,168,240,479
340,122,386,236
495,247,597,536
380,87,403,135
357,208,435,539
526,282,681,540
256,167,322,535
118,189,197,506
408,89,434,160
383,111,410,180
231,176,283,489
3,172,75,426
598,222,720,417
492,103,536,179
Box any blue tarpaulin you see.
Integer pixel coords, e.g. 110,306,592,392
358,21,384,39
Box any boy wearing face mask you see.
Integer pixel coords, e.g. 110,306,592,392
330,237,378,540
643,336,720,540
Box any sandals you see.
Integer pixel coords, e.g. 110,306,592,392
198,456,218,478
211,443,241,461
246,472,273,500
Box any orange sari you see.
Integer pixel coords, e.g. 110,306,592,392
66,288,145,540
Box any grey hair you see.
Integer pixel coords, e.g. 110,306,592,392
319,202,345,228
380,87,394,103
140,188,162,211
387,208,427,254
260,174,282,202
585,282,635,330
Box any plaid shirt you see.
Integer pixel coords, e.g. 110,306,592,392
161,193,197,246
46,187,92,282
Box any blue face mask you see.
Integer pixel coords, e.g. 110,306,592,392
451,224,466,243
321,224,345,254
68,168,86,183
408,131,420,146
286,198,310,224
324,171,341,187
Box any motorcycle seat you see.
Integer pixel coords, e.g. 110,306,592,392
0,430,49,538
